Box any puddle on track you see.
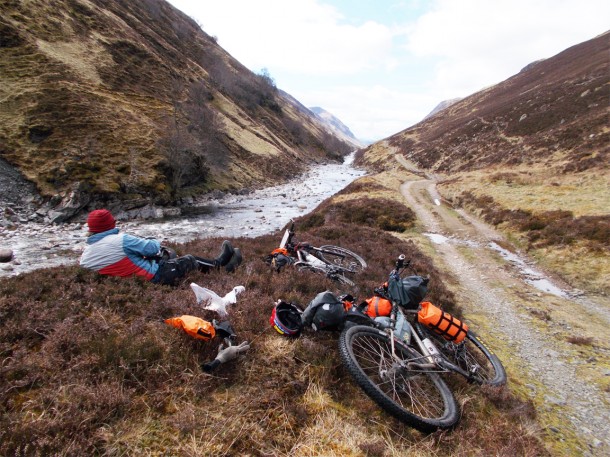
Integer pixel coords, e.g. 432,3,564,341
488,242,569,297
423,232,570,298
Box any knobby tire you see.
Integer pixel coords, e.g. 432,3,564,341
339,325,459,433
318,245,367,273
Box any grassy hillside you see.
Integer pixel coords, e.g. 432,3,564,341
437,165,609,295
0,176,548,456
357,32,609,296
0,0,352,212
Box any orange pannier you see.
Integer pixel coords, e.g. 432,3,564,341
271,247,289,256
417,302,468,343
165,315,216,341
364,296,393,318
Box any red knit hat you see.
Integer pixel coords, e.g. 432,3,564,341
87,209,116,233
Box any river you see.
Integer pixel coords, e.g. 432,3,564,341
0,154,366,278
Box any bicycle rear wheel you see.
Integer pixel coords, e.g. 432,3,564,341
318,245,367,273
416,323,506,386
339,325,459,433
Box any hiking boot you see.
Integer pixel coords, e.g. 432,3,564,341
216,240,234,267
225,248,242,273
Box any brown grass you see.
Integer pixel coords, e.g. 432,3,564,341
0,196,547,455
566,336,594,346
455,190,610,252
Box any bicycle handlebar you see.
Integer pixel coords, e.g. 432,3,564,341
396,254,406,269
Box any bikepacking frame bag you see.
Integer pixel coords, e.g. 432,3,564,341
417,301,469,343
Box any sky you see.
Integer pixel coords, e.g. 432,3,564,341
167,0,609,142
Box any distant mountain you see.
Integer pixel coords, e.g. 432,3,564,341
422,98,462,121
310,107,365,149
0,0,353,221
359,31,609,173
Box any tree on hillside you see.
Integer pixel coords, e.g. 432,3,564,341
184,80,229,168
158,78,209,198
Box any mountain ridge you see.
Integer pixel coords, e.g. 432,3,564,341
309,106,365,149
357,31,609,298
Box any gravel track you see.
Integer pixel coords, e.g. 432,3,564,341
398,173,609,456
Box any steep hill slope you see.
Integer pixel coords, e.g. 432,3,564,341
359,31,608,173
357,32,609,295
0,0,352,220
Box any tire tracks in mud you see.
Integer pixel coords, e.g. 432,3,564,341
398,174,609,456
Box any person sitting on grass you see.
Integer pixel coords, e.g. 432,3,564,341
79,209,242,286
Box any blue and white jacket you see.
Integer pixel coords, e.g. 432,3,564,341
80,228,161,281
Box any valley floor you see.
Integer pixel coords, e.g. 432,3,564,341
394,158,609,456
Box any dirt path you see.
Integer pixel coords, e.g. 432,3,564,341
396,160,609,456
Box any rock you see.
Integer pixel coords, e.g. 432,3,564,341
47,181,92,223
0,248,13,262
162,207,181,218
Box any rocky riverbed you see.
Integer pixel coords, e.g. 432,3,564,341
0,155,366,278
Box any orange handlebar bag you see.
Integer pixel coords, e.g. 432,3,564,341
364,296,393,318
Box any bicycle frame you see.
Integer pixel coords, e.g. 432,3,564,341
381,304,479,380
280,221,359,273
378,260,483,382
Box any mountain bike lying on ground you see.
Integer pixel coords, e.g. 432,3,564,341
338,255,506,433
265,220,367,286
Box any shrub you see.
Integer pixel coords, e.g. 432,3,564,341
455,192,609,250
314,197,416,233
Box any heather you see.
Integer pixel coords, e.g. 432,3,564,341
0,198,546,456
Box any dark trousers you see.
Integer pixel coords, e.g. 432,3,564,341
152,255,215,286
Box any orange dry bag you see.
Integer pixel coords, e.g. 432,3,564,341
165,315,216,341
364,296,393,318
417,302,468,343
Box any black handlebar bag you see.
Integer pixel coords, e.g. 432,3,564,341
387,275,428,310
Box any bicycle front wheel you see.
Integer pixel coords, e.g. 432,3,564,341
416,323,506,386
318,245,367,273
297,264,356,286
339,325,459,433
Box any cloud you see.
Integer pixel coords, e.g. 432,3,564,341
172,0,398,75
406,0,610,96
168,0,610,140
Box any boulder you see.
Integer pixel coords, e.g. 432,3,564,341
0,248,14,263
47,181,92,223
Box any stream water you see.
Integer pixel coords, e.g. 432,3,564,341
0,154,366,278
